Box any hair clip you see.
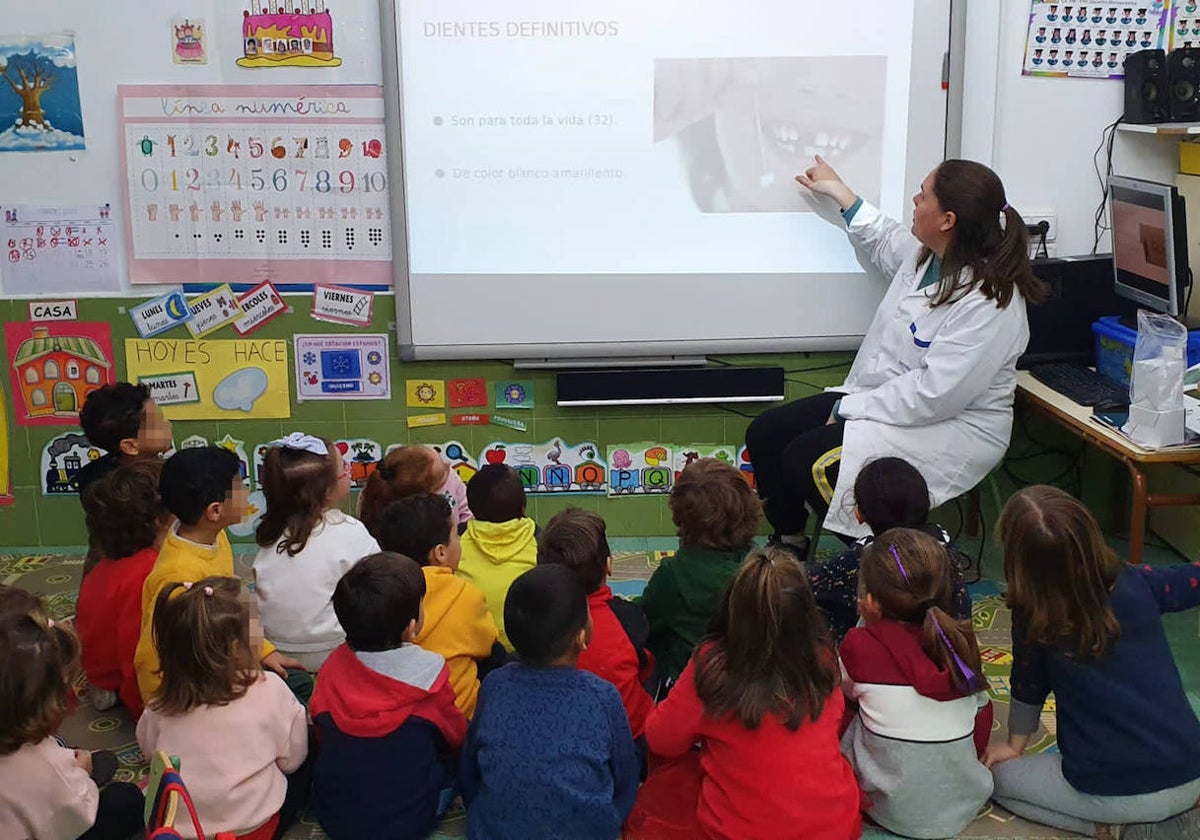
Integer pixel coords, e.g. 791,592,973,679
268,432,328,456
889,545,911,584
931,614,982,690
181,581,193,590
203,586,214,597
47,619,55,628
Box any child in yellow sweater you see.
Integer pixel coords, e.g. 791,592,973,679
377,494,505,716
134,446,303,706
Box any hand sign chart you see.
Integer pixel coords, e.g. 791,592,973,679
118,84,391,286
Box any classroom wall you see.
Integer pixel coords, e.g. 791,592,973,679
0,295,853,547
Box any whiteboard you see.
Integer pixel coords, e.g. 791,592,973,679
0,0,384,298
382,0,952,360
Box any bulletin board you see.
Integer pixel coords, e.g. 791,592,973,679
0,0,387,298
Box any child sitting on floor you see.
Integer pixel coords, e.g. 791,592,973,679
457,464,538,650
628,546,861,840
137,576,310,840
538,508,654,739
839,527,993,838
809,456,972,642
0,585,144,840
358,444,471,537
640,457,761,694
77,460,170,717
253,433,379,671
460,565,640,838
310,552,467,840
377,493,504,717
986,486,1200,839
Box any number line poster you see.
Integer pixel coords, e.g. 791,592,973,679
118,84,391,286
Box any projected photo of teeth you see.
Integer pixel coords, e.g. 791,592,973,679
654,56,886,214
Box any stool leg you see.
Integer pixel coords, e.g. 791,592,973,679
1127,462,1147,566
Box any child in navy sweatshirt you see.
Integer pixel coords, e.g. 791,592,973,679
460,565,640,839
310,552,467,840
986,486,1200,839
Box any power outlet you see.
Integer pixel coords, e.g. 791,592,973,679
1024,210,1057,242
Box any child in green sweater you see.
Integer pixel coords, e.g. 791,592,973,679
640,458,761,696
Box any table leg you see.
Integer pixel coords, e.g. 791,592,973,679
1127,460,1148,566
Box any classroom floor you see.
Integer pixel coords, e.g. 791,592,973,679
5,535,1200,840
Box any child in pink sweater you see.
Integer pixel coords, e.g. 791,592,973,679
0,585,143,840
137,577,309,840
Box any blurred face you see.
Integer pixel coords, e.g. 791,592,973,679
224,477,251,526
442,514,462,572
330,448,352,504
911,169,955,253
136,399,174,456
428,448,450,490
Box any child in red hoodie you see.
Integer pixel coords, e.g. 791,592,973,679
537,508,655,740
77,460,169,717
310,552,467,840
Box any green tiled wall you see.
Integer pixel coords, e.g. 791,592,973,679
0,294,854,546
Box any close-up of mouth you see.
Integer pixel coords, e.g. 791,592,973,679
761,122,867,162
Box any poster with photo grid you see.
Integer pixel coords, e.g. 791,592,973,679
118,84,392,286
1022,2,1171,79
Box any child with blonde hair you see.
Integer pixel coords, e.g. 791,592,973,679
987,486,1200,839
137,577,309,840
0,585,144,839
253,433,379,670
839,527,992,838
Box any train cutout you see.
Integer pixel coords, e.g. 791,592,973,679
479,439,606,494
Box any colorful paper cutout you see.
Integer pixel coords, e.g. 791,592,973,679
131,290,193,338
233,281,286,336
433,440,479,485
6,321,115,426
406,379,446,408
736,444,756,490
452,413,489,425
125,338,289,419
607,443,674,496
237,1,342,68
40,431,104,495
672,444,737,481
294,334,390,401
408,413,446,428
139,371,201,407
480,439,606,495
214,433,251,487
228,490,266,538
495,380,534,410
185,284,243,338
334,438,383,489
490,414,527,432
0,33,85,153
172,18,207,65
312,283,373,326
179,434,209,450
448,377,487,408
28,299,78,322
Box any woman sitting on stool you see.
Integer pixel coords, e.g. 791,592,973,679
746,156,1044,551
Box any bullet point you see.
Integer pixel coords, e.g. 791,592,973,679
435,169,445,178
433,116,444,126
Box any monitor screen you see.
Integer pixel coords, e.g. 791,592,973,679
1107,175,1186,317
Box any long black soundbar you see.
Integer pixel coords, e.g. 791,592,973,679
556,366,786,406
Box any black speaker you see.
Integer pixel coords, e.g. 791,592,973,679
556,366,785,406
1170,47,1200,121
1124,49,1169,123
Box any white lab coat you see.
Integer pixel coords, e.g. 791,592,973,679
823,201,1030,538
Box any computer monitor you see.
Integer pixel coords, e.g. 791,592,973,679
1107,175,1189,318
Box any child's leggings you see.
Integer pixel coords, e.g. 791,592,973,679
991,752,1200,837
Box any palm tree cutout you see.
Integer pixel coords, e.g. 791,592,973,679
0,52,55,131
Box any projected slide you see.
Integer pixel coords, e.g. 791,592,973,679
395,0,914,276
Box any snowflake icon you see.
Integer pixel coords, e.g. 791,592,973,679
504,384,526,404
369,372,382,385
303,352,317,365
367,351,382,365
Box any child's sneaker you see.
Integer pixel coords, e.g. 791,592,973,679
1121,803,1200,840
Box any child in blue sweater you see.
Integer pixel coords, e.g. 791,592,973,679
986,486,1200,839
460,565,640,839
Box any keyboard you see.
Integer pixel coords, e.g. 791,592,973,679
1028,362,1130,408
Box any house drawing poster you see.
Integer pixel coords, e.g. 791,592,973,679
5,321,115,426
0,33,84,153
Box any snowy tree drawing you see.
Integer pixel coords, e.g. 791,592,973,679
0,52,57,130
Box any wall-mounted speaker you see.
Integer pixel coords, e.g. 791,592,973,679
556,366,785,406
1170,47,1200,121
1124,49,1169,123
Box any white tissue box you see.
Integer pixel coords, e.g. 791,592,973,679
1125,404,1186,448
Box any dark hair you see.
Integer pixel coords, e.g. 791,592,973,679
150,577,260,715
255,437,338,555
997,485,1122,659
670,458,761,551
537,508,610,593
921,159,1046,309
504,565,589,666
333,552,426,651
467,464,526,523
0,586,81,754
78,382,151,453
159,446,242,526
82,459,167,560
376,494,454,566
359,445,444,538
694,547,837,730
853,457,931,535
861,529,984,693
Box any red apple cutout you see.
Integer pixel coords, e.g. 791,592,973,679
485,446,507,464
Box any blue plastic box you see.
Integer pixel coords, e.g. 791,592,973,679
1092,316,1200,387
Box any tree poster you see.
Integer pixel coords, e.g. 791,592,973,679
0,33,84,153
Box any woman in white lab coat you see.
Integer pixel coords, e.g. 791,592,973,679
745,156,1044,547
